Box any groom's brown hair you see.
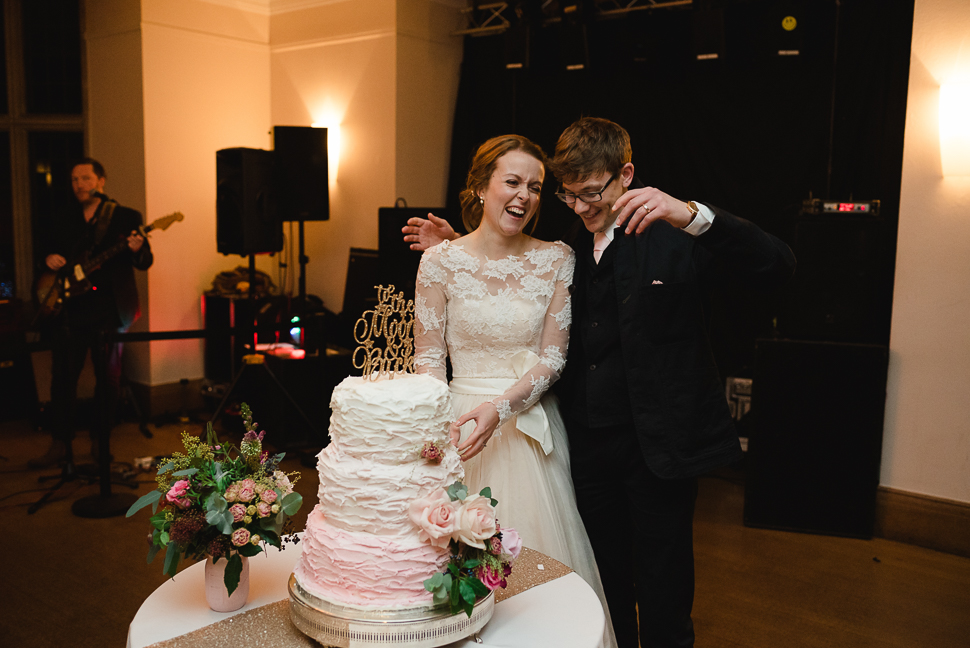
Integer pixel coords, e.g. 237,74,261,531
549,117,632,184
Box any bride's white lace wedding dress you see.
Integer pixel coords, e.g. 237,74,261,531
415,238,615,648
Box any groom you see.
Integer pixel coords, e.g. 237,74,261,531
548,117,794,647
402,117,795,647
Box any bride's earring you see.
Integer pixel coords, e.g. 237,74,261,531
479,195,484,205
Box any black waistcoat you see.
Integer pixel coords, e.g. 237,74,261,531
570,240,633,428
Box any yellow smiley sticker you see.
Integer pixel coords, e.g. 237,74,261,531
782,16,797,31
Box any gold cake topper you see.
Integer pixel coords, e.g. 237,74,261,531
352,285,415,379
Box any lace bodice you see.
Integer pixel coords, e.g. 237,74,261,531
414,239,575,426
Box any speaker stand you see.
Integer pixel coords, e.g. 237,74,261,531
207,255,318,437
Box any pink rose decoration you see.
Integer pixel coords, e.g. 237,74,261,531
500,527,522,559
229,503,247,522
408,489,460,549
455,495,497,550
165,479,191,505
489,536,503,555
260,488,278,504
237,478,256,502
256,502,272,518
476,564,507,590
231,528,251,547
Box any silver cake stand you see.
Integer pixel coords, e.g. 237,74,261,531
288,574,494,648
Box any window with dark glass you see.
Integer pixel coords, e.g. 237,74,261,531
21,0,82,115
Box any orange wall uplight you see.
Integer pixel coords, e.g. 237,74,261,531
940,83,970,176
311,121,341,188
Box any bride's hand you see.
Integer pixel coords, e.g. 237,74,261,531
450,402,500,461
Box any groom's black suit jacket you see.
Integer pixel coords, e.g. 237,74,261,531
558,203,796,480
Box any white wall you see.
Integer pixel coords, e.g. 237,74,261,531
883,0,970,503
140,0,273,385
270,0,462,312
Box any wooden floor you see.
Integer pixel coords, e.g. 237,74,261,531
2,414,968,648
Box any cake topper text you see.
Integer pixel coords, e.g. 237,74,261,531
353,285,415,379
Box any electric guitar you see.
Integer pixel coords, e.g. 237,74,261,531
34,211,184,319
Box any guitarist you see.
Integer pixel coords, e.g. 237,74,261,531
29,158,154,469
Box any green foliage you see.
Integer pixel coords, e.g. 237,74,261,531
446,482,468,502
126,404,303,597
224,553,243,596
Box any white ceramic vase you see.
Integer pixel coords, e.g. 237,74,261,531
204,554,250,612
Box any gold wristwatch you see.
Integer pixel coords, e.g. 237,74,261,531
685,201,700,228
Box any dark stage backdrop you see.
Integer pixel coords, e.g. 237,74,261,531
443,0,914,379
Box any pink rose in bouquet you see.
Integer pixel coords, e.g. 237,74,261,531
260,488,278,504
256,502,272,518
165,479,191,506
236,479,256,502
500,527,522,559
476,563,508,590
456,494,497,549
231,528,251,547
229,503,247,522
409,488,460,549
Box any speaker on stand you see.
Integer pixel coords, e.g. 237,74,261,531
210,148,317,444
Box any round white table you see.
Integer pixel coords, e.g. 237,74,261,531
127,543,606,648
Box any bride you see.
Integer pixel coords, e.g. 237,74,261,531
413,134,616,648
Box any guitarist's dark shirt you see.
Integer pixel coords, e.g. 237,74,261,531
46,198,153,330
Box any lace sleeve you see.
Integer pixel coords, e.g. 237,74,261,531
414,245,449,383
489,245,574,425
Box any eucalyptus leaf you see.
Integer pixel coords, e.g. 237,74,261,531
281,492,303,516
160,530,170,546
126,490,162,517
157,461,174,475
147,542,161,564
172,467,198,477
224,553,242,596
446,482,468,502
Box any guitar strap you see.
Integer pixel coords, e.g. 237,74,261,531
92,199,118,246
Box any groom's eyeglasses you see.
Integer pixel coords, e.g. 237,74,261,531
555,174,616,205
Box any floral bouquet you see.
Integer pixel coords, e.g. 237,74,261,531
126,404,303,595
409,481,521,618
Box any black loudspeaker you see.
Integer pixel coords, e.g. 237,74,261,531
342,248,380,316
216,148,282,255
377,207,456,302
273,126,329,221
782,215,891,345
744,338,888,539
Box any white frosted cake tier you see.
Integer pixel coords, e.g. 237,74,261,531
317,448,463,535
328,374,455,462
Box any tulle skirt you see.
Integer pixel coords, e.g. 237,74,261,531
452,388,618,648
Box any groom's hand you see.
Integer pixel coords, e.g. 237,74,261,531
612,187,692,235
451,402,499,461
402,212,458,251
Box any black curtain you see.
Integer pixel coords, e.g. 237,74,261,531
444,0,914,377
